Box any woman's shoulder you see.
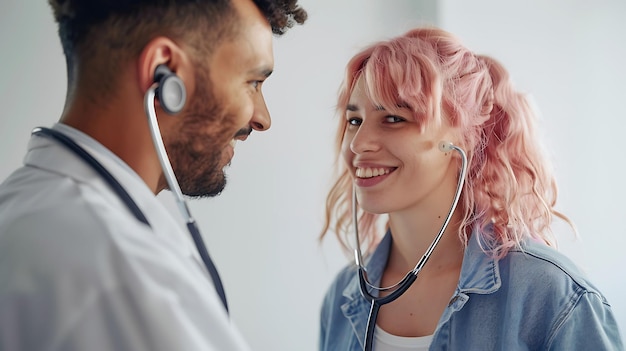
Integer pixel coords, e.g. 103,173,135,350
323,261,358,299
502,239,607,301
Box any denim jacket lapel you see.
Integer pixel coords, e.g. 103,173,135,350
435,231,502,334
338,228,502,349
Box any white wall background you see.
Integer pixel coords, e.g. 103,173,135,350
0,0,624,349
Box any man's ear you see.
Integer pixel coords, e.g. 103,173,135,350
137,36,195,111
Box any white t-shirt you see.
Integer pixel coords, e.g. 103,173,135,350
373,325,433,351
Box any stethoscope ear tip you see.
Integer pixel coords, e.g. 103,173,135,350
438,141,454,152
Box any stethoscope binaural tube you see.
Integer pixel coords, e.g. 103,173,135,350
144,84,193,222
144,85,229,312
353,141,468,351
31,86,230,314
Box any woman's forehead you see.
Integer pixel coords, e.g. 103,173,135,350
348,75,414,112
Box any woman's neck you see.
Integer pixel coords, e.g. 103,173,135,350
385,176,466,275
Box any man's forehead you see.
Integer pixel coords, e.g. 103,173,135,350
231,0,269,26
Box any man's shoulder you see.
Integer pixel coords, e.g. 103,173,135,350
0,164,149,274
1,163,111,227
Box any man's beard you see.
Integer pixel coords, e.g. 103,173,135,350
164,72,235,198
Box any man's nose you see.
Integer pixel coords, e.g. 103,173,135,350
250,92,271,131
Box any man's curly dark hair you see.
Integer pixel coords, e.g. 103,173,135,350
48,0,307,96
252,0,307,35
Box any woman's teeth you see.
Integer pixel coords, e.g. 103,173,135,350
355,167,391,179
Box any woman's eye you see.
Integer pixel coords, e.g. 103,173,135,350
385,115,405,123
347,117,362,126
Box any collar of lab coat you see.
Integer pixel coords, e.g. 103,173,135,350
23,123,202,263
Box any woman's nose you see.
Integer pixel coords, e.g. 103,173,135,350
350,121,380,154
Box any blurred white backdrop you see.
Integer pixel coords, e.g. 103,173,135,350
0,0,624,349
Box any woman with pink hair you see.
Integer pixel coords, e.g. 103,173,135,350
319,27,622,351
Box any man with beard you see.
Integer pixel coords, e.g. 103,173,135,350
0,0,306,350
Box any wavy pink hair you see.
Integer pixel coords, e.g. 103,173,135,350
320,27,571,258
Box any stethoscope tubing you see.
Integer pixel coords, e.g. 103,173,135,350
144,85,193,222
360,267,417,351
354,143,468,351
31,88,230,313
145,85,229,312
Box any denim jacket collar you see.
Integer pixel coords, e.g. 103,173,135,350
339,229,501,347
457,234,501,294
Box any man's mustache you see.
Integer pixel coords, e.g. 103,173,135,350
234,127,252,139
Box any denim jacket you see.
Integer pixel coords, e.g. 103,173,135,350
319,231,623,350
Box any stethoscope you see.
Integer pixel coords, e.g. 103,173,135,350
352,141,468,351
31,65,229,313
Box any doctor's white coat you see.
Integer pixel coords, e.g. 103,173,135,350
0,124,251,351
